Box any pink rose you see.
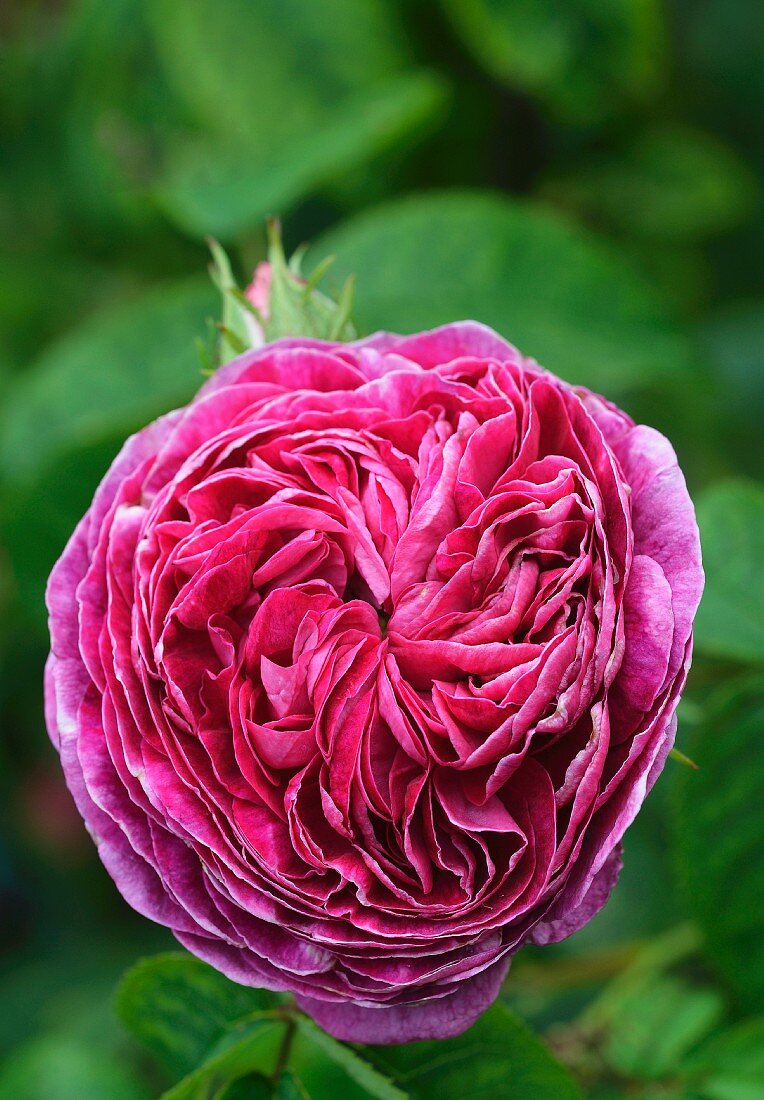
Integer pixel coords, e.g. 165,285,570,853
45,322,703,1042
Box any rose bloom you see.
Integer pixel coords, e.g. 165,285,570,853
46,321,703,1043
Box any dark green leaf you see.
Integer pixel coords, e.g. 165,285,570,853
117,952,281,1078
673,678,764,1012
694,481,764,665
543,125,755,242
275,1072,311,1100
162,1018,287,1100
310,191,691,396
1,434,125,636
290,1017,406,1100
220,1075,274,1100
675,0,764,166
360,1002,583,1099
701,305,764,477
0,254,120,374
703,304,764,408
440,0,665,124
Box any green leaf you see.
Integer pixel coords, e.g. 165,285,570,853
162,1017,287,1100
0,254,120,374
144,0,444,239
681,1017,764,1100
1,435,126,636
542,125,756,242
360,1002,583,1099
156,73,448,241
440,0,665,124
309,190,691,396
0,277,217,484
220,1073,310,1100
603,976,724,1080
701,305,764,478
703,304,764,406
673,678,764,1012
0,1034,151,1100
675,0,764,165
56,0,174,234
290,1017,406,1100
274,1072,311,1100
144,0,407,144
117,952,281,1079
694,481,764,665
220,1075,275,1100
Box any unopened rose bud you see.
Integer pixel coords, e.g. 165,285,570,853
242,262,272,348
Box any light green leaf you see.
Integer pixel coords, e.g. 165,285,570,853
144,0,444,239
681,1017,764,1100
440,0,665,124
117,952,282,1079
144,0,407,144
603,976,724,1079
0,278,217,635
360,1002,583,1099
694,481,764,665
156,73,448,241
543,125,756,241
0,1034,150,1100
673,678,764,1012
0,277,217,484
310,190,691,396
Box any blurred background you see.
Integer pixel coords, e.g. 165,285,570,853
1,1,763,1096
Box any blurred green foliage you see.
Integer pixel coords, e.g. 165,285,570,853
1,0,763,1096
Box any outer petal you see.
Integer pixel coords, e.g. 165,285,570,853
613,425,704,682
296,957,511,1044
530,845,623,946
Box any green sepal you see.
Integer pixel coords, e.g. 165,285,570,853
207,222,356,368
207,238,255,365
262,218,356,343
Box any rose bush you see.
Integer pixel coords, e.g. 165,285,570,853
45,320,703,1043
